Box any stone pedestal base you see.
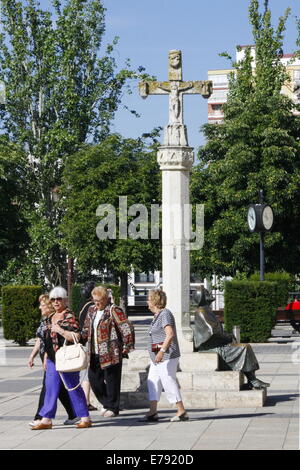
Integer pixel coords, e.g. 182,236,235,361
120,350,267,409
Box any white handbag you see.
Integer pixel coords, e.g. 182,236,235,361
55,332,88,391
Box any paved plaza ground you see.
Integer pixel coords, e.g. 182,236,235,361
0,318,299,451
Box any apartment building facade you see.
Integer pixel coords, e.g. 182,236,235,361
208,45,300,124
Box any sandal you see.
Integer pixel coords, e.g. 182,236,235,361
170,412,189,422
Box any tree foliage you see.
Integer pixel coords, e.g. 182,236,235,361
60,132,161,299
191,0,300,277
0,0,142,285
0,137,29,274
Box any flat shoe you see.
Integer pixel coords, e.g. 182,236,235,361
76,421,92,428
29,420,41,427
31,422,52,430
63,417,81,425
170,412,189,422
140,413,159,422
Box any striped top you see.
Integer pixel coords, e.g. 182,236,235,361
148,308,181,363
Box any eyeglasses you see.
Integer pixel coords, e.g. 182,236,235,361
50,297,63,302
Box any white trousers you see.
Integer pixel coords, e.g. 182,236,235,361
147,357,182,404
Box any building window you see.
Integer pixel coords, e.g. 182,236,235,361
210,104,223,116
135,272,155,283
294,70,300,82
208,89,228,103
134,289,149,305
208,74,229,88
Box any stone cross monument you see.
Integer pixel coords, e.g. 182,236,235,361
139,50,212,352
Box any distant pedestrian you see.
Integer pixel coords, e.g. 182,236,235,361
144,289,189,422
31,287,91,430
81,286,135,418
285,295,300,333
79,281,97,411
27,294,79,427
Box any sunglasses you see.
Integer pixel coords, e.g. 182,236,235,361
50,297,63,302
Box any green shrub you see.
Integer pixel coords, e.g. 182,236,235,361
2,285,43,346
70,283,121,317
224,280,277,343
250,271,293,308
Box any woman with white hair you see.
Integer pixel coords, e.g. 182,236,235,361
31,286,91,430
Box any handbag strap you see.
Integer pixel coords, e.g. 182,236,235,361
62,331,79,347
59,368,87,392
58,333,86,391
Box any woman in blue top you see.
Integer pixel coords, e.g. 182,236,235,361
145,289,189,422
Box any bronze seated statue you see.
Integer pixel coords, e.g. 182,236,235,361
193,287,270,390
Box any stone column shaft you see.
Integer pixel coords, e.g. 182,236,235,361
158,145,194,352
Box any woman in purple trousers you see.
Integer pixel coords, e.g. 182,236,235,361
31,287,91,430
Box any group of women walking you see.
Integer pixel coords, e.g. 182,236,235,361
28,286,187,429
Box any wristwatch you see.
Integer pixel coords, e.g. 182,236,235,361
160,347,166,353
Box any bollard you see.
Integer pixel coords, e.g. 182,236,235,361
233,325,240,344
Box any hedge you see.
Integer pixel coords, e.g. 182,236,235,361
70,283,121,318
224,280,277,343
2,285,43,346
250,272,293,308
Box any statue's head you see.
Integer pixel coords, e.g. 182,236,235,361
168,50,182,81
193,286,215,307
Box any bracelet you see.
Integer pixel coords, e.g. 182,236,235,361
160,347,166,353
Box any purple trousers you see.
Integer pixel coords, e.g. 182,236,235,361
39,359,89,419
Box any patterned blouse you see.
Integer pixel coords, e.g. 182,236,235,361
81,303,135,369
43,309,81,362
36,318,48,359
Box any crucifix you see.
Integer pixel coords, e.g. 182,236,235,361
139,50,212,146
139,51,212,352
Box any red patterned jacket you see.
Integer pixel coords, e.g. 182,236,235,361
81,303,135,368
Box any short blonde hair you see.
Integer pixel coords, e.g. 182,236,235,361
148,289,167,309
91,286,109,299
39,293,50,303
38,294,54,317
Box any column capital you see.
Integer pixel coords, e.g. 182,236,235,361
157,146,194,170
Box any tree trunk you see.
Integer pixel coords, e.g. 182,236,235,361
119,271,128,313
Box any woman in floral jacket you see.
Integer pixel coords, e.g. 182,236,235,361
81,286,135,418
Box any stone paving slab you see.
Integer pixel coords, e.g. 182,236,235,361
0,323,299,450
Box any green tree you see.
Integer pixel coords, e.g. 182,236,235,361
191,0,300,278
0,137,29,275
60,133,161,307
0,0,142,285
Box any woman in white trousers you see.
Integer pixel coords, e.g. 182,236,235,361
145,289,189,422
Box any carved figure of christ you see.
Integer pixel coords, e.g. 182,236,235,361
139,79,212,127
139,49,212,128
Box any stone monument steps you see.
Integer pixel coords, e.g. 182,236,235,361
120,390,266,410
122,370,243,392
121,351,267,409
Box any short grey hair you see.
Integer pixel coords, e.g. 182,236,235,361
49,286,68,300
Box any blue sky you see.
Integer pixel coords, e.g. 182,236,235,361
101,0,300,152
